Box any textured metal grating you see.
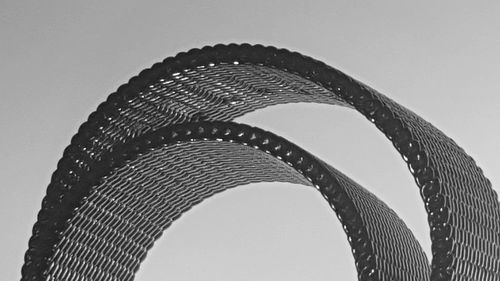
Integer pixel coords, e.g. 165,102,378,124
21,44,500,281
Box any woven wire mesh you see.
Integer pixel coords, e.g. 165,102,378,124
21,44,500,281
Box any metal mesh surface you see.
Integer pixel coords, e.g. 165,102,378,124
21,44,500,281
47,141,311,281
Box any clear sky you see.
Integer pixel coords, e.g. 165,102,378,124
1,1,499,280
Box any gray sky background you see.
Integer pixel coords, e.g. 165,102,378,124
1,1,499,280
